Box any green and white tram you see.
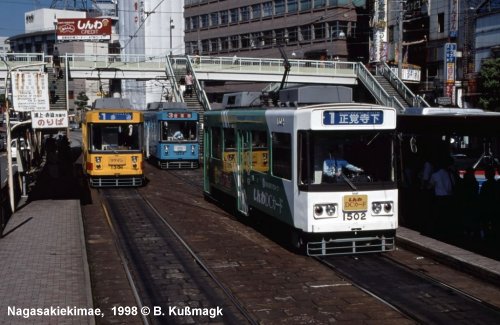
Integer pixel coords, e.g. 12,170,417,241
203,87,398,256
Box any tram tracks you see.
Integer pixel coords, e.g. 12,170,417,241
99,187,257,325
317,254,500,324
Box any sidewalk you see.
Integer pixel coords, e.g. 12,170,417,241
0,148,94,324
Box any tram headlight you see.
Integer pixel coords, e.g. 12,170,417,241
191,145,195,154
95,156,101,163
164,145,169,153
314,203,338,219
372,201,394,215
132,155,138,169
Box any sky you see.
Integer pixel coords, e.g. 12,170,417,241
0,0,61,37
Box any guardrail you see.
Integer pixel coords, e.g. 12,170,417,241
377,62,430,108
64,53,169,71
356,63,406,112
184,55,357,78
0,53,47,69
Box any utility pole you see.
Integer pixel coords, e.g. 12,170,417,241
397,0,404,79
169,18,175,56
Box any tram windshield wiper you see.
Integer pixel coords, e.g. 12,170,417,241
367,132,380,146
339,171,357,191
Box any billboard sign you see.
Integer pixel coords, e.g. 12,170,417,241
11,72,49,112
56,18,112,40
32,110,68,129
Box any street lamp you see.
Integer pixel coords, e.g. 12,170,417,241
0,56,46,212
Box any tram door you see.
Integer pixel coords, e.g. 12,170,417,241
236,130,250,215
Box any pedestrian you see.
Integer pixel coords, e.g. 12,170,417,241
479,166,499,239
49,80,57,104
184,71,193,98
53,46,61,78
427,156,456,237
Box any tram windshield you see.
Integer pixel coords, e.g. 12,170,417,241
90,123,141,151
298,130,395,189
161,121,197,141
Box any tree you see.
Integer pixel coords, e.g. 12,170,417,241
74,91,89,111
478,58,500,111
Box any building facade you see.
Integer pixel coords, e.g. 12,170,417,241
119,0,185,109
183,0,368,61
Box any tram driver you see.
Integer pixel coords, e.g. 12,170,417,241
322,145,363,183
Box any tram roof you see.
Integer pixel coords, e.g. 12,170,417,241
403,107,500,116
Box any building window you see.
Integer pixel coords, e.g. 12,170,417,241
330,21,347,39
210,39,219,52
288,0,298,13
300,0,312,11
220,10,228,25
314,0,326,8
200,14,209,28
230,35,239,49
192,16,199,29
201,39,209,53
241,6,250,21
251,4,261,19
221,37,229,50
301,25,312,41
314,23,325,40
230,8,239,23
288,26,298,42
275,29,286,43
438,12,444,33
210,12,219,27
250,32,261,48
263,2,273,17
242,34,251,48
263,30,273,45
275,0,285,15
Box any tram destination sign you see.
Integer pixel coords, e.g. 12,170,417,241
98,112,133,121
323,111,384,125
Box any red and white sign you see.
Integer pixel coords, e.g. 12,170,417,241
32,110,68,129
56,18,112,40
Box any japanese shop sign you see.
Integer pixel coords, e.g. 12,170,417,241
32,110,68,129
56,18,111,41
11,72,49,112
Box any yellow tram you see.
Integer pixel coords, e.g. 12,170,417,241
82,99,145,187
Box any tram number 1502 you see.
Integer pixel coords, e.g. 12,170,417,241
343,212,367,221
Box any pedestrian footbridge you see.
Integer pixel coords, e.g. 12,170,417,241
0,52,429,112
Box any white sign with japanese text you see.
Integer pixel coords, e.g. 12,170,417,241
11,72,50,112
32,110,68,129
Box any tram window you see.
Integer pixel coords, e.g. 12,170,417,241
252,130,267,149
299,131,395,186
91,124,140,151
211,127,222,159
272,132,291,180
162,121,197,141
224,128,235,151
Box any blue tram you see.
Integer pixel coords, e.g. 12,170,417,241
143,102,200,169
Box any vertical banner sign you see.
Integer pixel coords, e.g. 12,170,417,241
449,0,459,38
11,72,49,112
370,0,388,62
444,43,457,99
